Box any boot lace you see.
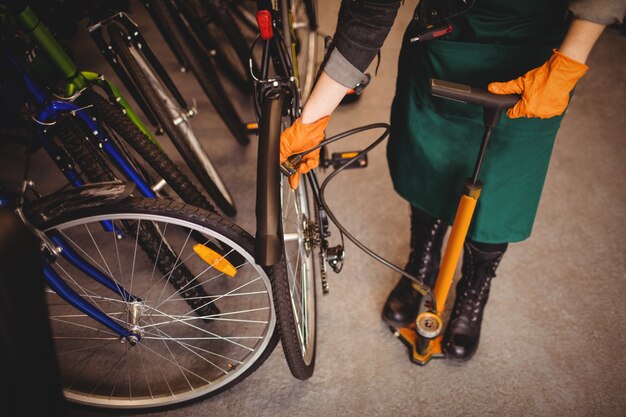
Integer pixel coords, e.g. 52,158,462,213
455,259,500,323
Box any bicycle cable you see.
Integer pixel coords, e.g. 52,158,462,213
282,123,435,305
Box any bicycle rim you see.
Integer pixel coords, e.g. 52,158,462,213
43,206,276,410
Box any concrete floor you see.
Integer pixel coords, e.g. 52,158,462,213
2,1,625,416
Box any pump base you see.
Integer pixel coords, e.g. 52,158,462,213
390,323,445,365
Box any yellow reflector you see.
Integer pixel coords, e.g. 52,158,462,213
341,152,359,158
193,244,237,277
246,122,258,129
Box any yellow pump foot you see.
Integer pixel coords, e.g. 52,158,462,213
391,323,445,366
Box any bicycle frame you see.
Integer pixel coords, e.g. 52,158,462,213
1,47,158,198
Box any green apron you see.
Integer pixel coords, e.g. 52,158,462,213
387,0,570,243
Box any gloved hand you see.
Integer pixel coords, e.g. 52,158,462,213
280,116,330,189
488,49,588,119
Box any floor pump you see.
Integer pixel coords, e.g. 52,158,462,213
393,79,519,365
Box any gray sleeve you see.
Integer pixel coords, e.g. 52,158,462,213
320,0,402,88
323,48,370,89
568,0,626,25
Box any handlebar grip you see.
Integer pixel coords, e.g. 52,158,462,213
430,79,519,110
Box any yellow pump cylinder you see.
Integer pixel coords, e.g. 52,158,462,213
433,194,478,314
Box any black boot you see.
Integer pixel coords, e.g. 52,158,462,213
442,241,507,362
382,207,446,328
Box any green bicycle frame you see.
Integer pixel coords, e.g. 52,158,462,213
9,4,158,144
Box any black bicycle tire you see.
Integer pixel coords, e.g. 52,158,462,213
78,90,217,213
192,0,255,93
292,0,319,103
225,0,260,35
149,0,250,146
268,250,317,380
33,196,280,411
53,119,117,183
107,23,237,217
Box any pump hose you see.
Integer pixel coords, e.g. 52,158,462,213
285,123,435,305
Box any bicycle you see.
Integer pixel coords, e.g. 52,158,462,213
142,0,253,146
87,7,238,216
0,175,279,410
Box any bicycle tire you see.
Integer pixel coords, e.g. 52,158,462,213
77,89,216,213
188,0,256,93
53,119,117,183
291,0,318,104
34,197,279,411
107,22,238,216
148,0,251,146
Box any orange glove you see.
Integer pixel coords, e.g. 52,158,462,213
279,116,330,189
488,50,588,119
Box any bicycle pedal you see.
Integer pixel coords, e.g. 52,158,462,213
245,122,259,135
329,151,368,170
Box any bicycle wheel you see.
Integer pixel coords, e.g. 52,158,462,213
273,174,318,379
76,89,216,213
34,197,278,410
107,22,238,216
184,0,256,93
147,0,251,146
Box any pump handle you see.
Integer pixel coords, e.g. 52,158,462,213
430,79,519,110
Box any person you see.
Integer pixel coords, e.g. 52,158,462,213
279,0,626,362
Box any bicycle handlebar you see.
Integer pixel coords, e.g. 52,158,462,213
430,78,519,109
